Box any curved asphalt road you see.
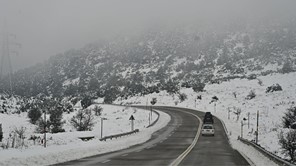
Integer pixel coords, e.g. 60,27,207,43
57,106,249,166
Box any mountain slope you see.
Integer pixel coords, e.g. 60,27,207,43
1,20,296,102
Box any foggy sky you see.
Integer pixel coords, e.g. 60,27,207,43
0,0,295,71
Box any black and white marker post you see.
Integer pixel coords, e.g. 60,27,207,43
129,115,135,131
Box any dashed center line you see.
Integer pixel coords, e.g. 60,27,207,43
121,154,129,156
101,159,110,163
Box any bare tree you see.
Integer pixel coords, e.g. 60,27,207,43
11,126,26,148
70,109,95,131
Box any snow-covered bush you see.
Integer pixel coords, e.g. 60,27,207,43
192,82,205,92
36,118,49,133
81,96,92,109
233,92,237,98
266,84,283,93
281,61,293,74
28,108,42,124
178,93,187,102
246,90,256,100
278,130,296,161
49,107,65,133
247,74,257,80
257,79,263,86
283,107,296,128
210,96,219,103
150,98,157,105
70,109,95,131
93,105,103,116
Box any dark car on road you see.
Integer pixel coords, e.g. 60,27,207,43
203,112,214,124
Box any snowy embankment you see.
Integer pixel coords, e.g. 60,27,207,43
116,72,296,165
0,105,170,166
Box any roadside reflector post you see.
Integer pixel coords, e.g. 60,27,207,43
129,115,135,131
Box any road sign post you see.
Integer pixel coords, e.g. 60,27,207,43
150,106,152,123
129,115,135,131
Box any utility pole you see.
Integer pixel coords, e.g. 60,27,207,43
248,112,250,129
44,109,46,148
256,110,259,144
241,121,243,138
0,20,21,95
101,118,104,139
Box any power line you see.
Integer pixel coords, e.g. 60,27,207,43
0,20,21,95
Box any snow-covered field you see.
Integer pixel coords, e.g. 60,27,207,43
1,72,295,165
116,72,296,164
0,104,170,166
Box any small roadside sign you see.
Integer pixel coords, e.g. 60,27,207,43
129,115,135,120
129,115,135,131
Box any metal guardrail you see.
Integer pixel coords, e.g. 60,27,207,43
238,137,296,166
146,110,160,128
99,129,139,141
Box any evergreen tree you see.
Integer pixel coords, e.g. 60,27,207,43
28,108,42,124
49,106,65,133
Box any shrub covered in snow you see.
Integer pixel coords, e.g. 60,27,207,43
257,79,263,86
93,105,103,116
278,130,296,161
192,82,205,92
150,98,157,105
246,90,256,100
247,74,257,80
178,93,187,102
81,96,92,109
266,84,283,93
70,109,95,131
28,108,42,125
211,96,219,102
49,106,65,133
283,107,296,128
281,61,293,74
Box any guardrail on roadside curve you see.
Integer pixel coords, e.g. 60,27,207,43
100,129,140,141
146,110,160,128
238,136,296,166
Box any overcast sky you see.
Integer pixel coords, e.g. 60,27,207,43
0,0,295,71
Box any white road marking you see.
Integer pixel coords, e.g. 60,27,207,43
169,110,202,166
101,159,110,163
121,154,129,156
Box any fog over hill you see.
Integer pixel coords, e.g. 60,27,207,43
1,18,295,102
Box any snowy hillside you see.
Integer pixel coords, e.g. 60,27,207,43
0,105,170,165
115,72,296,160
1,20,296,102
